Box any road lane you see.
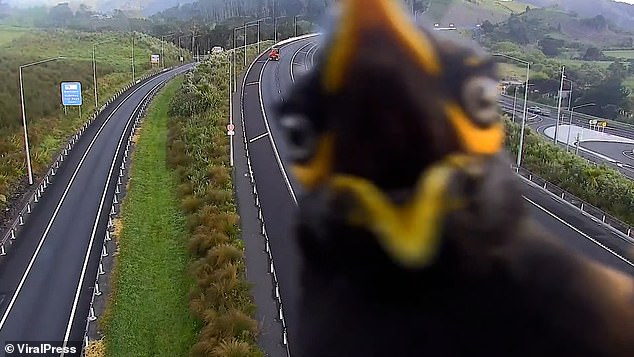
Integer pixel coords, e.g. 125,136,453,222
0,65,191,349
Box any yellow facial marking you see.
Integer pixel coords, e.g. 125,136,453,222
445,103,504,154
292,135,334,189
331,156,468,267
324,0,441,93
465,56,485,67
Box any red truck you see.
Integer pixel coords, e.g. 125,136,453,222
269,47,280,61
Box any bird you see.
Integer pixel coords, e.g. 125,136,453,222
274,0,634,356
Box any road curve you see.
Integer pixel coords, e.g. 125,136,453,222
240,37,634,355
0,65,191,353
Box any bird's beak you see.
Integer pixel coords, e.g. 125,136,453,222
323,0,442,93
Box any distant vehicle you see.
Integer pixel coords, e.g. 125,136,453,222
211,46,224,54
269,47,280,61
527,106,542,115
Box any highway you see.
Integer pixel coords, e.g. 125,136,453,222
0,65,190,353
238,37,634,355
500,95,634,178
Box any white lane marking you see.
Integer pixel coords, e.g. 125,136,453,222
523,196,634,267
257,57,298,205
61,79,167,353
249,132,269,143
290,42,313,84
245,82,260,86
307,43,319,69
0,74,155,331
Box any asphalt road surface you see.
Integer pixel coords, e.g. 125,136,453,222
500,96,634,178
0,65,191,354
240,37,634,355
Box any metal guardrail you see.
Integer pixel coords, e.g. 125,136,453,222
81,75,174,354
513,165,634,244
0,69,162,258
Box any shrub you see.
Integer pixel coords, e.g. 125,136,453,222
167,45,267,356
505,118,634,225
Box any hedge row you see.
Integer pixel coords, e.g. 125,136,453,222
167,48,267,357
505,118,634,225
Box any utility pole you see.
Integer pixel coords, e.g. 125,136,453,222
273,0,277,43
554,65,565,144
131,34,135,83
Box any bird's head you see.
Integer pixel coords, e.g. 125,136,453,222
276,0,510,269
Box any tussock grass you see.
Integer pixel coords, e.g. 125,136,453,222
167,44,270,357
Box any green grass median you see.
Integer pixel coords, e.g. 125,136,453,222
102,76,198,357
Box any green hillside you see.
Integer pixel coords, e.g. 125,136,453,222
422,0,535,26
0,28,186,209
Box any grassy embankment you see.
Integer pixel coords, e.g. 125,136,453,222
505,118,634,226
96,43,271,357
94,77,198,357
0,27,185,209
165,43,271,356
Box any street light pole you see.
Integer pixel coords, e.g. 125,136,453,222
19,56,64,185
92,38,117,109
554,65,566,144
568,103,596,152
92,44,97,109
512,86,517,123
518,61,530,167
294,15,301,37
161,34,174,69
493,53,531,167
131,34,135,83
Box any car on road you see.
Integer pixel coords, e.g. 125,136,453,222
269,47,280,61
528,106,542,115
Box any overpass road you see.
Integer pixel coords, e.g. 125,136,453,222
0,65,191,354
237,37,634,355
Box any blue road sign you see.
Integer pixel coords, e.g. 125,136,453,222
61,82,82,106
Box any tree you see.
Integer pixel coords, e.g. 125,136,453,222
582,46,603,61
481,20,494,33
538,36,564,57
48,3,74,27
607,60,627,79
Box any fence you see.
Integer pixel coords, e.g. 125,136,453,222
513,165,634,244
0,69,163,259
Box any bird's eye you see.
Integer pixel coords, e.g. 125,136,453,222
462,77,500,127
279,114,316,163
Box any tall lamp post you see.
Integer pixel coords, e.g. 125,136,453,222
19,56,64,185
274,15,288,43
92,38,117,109
570,103,596,153
178,35,189,62
256,17,271,54
161,33,175,68
131,33,136,83
493,53,531,167
294,15,304,37
554,65,566,144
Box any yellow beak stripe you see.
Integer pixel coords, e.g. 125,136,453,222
292,135,334,190
445,103,504,154
324,0,442,93
331,158,465,268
